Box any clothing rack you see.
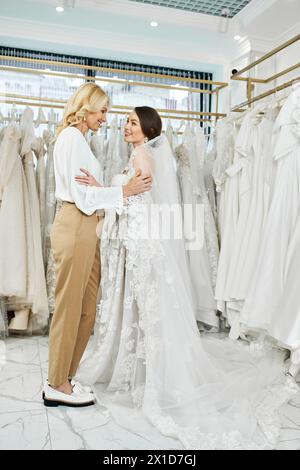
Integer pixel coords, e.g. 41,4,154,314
0,117,184,136
0,115,185,136
0,92,226,118
231,33,300,111
0,97,224,123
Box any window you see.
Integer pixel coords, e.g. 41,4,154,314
0,47,212,128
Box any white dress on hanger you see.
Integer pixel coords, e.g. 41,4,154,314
165,120,174,150
77,136,298,450
119,119,130,172
0,123,6,336
241,86,300,359
90,132,106,184
33,136,47,263
20,108,49,331
104,118,129,185
225,109,279,340
104,118,119,185
225,109,260,306
0,124,28,300
0,126,5,144
233,112,277,297
204,137,217,223
44,129,57,317
223,108,268,336
176,127,219,328
0,118,47,332
44,129,56,268
213,119,240,316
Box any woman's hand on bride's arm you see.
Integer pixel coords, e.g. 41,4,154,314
75,168,102,187
123,169,152,197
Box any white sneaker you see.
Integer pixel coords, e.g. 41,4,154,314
43,379,93,395
43,382,95,408
70,379,93,394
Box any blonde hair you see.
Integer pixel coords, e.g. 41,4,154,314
57,82,109,135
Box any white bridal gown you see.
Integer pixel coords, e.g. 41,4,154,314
176,126,219,328
0,124,28,300
213,118,240,318
77,136,298,450
241,85,300,362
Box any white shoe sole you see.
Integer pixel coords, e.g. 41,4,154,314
42,391,95,408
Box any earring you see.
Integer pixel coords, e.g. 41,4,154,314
144,137,149,143
83,117,87,122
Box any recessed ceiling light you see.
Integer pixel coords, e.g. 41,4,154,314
56,6,64,12
234,35,242,41
150,21,158,27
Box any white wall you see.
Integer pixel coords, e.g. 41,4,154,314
227,0,300,111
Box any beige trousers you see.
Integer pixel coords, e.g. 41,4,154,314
48,202,102,387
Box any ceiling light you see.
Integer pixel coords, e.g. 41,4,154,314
150,21,158,27
56,6,64,12
233,18,246,42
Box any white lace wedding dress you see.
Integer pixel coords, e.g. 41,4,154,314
77,136,298,450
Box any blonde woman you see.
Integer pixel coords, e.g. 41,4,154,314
43,83,152,407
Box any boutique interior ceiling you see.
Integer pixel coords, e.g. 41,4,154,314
129,0,252,17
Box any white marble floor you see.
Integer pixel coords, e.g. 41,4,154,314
0,336,300,450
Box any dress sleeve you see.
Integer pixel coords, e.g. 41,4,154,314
62,130,123,216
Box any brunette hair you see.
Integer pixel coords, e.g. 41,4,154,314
134,106,162,141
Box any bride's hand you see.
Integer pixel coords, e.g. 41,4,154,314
75,168,102,187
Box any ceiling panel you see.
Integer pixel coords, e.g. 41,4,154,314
129,0,252,17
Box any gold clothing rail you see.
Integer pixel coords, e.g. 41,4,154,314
0,116,206,135
0,99,217,123
231,33,300,111
231,77,300,112
0,92,226,118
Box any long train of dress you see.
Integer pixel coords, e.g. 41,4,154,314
77,138,298,450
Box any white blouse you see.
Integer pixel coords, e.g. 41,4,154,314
53,126,123,216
